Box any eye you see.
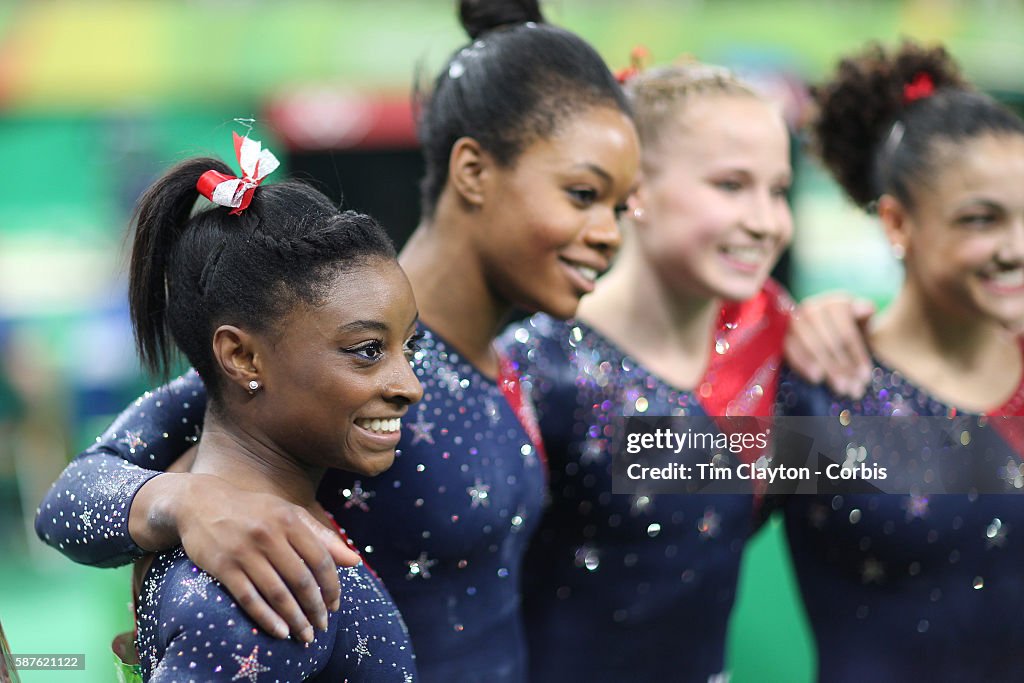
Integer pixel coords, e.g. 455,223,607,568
404,332,424,361
771,183,791,199
567,187,598,207
347,340,385,362
614,202,630,218
713,179,744,193
956,213,998,229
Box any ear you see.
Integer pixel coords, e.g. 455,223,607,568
447,137,489,209
877,194,911,259
211,325,262,393
627,171,649,227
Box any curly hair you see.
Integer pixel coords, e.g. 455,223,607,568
812,40,1023,211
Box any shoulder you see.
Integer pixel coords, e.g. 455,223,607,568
498,313,578,378
775,366,840,417
137,369,207,410
331,563,417,676
138,549,336,678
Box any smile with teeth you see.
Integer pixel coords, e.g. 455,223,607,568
355,417,402,434
565,261,600,282
721,245,770,266
983,267,1024,289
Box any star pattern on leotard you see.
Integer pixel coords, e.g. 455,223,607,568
354,634,371,665
177,571,214,604
120,430,147,453
231,645,270,682
408,412,435,445
437,366,464,396
342,481,376,512
406,551,437,580
79,505,94,531
467,478,491,508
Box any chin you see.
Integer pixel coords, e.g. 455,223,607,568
986,308,1024,331
529,291,581,321
546,300,581,321
711,279,764,303
348,451,397,477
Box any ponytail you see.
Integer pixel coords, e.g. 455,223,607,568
129,157,233,376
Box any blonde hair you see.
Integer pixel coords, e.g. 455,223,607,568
626,60,761,170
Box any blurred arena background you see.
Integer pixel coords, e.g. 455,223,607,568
1,1,1021,680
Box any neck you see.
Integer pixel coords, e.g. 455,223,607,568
578,240,720,387
400,210,509,377
190,407,324,509
873,281,1013,372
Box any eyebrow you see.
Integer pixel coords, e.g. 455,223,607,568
572,163,613,185
337,313,420,336
336,320,389,334
957,199,1003,212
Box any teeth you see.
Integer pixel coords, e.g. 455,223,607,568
988,268,1024,288
356,418,402,434
575,265,598,282
722,245,766,265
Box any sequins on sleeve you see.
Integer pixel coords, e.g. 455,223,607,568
138,548,418,682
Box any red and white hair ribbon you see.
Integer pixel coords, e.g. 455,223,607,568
196,131,280,215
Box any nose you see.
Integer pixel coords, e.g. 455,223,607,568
742,188,787,240
582,206,623,258
383,355,424,406
998,216,1024,264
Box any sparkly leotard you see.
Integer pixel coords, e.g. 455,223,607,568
137,549,416,682
36,325,545,683
777,359,1024,682
500,281,791,682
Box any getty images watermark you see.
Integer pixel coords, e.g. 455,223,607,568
612,415,1024,495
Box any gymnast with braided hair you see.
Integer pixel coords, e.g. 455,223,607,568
118,138,422,680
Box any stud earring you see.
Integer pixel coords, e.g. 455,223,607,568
632,207,645,221
247,380,261,394
891,243,905,261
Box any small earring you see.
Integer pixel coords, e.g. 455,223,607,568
632,207,645,221
891,243,905,261
247,380,261,394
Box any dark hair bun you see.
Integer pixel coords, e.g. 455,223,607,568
459,0,545,40
812,40,966,208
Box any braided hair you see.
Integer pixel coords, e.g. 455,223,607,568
129,157,395,401
624,60,763,174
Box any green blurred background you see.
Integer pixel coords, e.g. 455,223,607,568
1,1,1021,681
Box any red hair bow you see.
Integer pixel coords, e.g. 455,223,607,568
902,72,935,105
197,132,280,215
615,45,651,84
